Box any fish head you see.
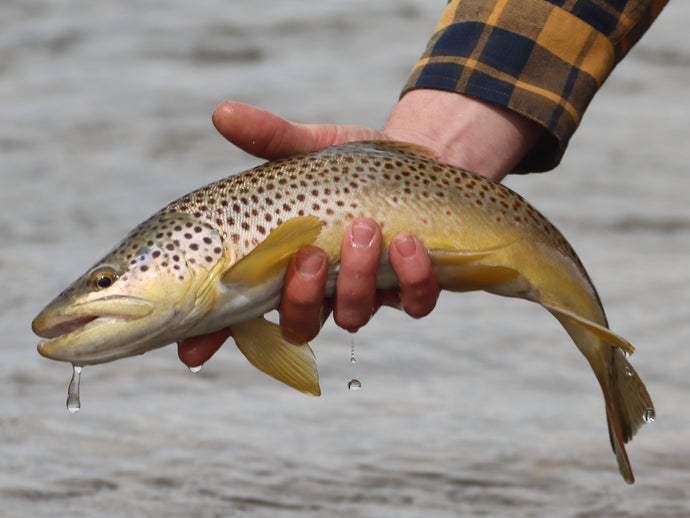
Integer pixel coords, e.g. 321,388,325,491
32,213,229,364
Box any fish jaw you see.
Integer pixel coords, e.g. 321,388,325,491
32,295,171,364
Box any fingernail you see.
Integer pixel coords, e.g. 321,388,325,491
296,251,325,278
351,221,376,248
394,234,416,258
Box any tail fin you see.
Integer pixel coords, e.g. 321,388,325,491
544,303,654,484
605,348,655,483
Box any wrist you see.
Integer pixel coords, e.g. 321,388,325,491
382,89,543,182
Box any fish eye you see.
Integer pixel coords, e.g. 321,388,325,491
89,267,119,290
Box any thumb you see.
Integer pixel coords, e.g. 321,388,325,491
212,101,386,159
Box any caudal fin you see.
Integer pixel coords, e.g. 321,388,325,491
604,348,655,484
543,303,654,483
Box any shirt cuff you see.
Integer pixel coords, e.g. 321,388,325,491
402,0,668,172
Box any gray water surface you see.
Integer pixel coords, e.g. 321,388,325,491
2,1,689,516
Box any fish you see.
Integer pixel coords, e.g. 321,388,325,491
32,141,653,483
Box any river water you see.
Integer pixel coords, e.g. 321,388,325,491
1,1,689,516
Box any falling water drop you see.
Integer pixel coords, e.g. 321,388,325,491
188,365,203,374
643,408,656,423
67,365,83,413
347,336,361,390
347,379,362,391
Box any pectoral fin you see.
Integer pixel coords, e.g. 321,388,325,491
222,216,322,286
540,301,635,355
429,247,520,292
230,317,321,396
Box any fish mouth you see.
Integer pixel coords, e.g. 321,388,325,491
33,296,156,364
33,314,100,340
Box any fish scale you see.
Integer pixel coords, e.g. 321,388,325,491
32,141,653,484
162,142,582,276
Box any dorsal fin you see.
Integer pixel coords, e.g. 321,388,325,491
354,141,440,161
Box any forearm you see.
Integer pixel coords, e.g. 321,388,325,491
383,89,543,182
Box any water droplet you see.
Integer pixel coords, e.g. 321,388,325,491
347,379,361,391
67,365,83,413
643,408,655,423
188,365,202,374
350,336,356,364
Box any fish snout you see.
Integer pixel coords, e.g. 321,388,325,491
33,296,158,364
32,313,98,339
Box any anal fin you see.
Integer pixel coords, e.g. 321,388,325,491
540,301,635,355
230,317,321,396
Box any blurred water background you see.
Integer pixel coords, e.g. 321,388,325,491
1,1,689,516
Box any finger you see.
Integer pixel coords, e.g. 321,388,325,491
388,233,439,318
212,101,385,159
333,218,382,332
177,328,232,368
279,246,330,341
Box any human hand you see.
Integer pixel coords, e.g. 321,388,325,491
177,101,439,369
178,91,542,368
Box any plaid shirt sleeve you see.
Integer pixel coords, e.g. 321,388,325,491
403,0,668,172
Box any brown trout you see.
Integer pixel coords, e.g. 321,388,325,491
32,141,653,483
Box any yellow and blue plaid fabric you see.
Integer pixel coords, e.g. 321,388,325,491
403,0,668,172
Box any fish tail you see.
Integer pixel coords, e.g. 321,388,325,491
543,303,654,484
603,347,655,484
